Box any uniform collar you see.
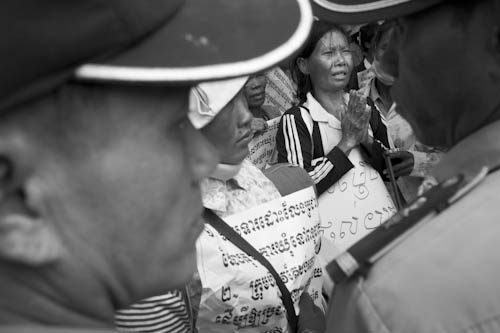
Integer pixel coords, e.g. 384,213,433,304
369,78,382,103
431,120,500,181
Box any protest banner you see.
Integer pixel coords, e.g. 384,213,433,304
196,186,323,333
264,67,296,115
318,149,397,262
246,118,280,170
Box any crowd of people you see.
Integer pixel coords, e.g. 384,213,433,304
2,0,500,332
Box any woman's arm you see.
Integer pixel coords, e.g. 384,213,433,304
276,108,314,170
312,148,354,195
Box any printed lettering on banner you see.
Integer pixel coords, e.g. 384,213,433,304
318,148,397,261
196,186,323,333
247,118,280,170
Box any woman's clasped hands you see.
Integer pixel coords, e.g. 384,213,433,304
337,90,372,154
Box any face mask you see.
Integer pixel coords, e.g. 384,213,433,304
371,59,396,86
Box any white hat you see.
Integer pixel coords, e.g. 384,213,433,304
188,76,248,129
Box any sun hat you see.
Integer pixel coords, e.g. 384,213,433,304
311,0,447,24
2,0,313,111
189,76,248,129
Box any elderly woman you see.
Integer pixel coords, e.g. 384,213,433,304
276,20,391,196
275,22,397,282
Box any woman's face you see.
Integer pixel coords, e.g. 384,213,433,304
303,30,354,93
243,73,267,109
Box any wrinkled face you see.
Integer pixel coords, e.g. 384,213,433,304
388,2,490,147
304,30,354,93
50,86,218,305
201,92,253,165
243,74,267,108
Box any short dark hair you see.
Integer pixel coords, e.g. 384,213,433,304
371,21,396,53
290,21,350,103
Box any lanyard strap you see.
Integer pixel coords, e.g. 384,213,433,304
203,208,298,332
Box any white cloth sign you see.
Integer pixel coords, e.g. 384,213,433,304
246,118,280,170
305,100,397,262
318,148,396,262
196,187,323,333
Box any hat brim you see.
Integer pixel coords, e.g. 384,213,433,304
75,0,313,84
312,0,446,24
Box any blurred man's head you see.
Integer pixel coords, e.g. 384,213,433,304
0,82,216,304
390,1,500,147
0,0,313,326
312,0,500,147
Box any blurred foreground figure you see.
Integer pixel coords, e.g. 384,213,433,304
312,0,500,332
0,0,313,330
358,20,445,202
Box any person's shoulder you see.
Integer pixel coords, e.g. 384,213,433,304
280,104,313,129
282,104,306,117
263,163,314,196
238,160,272,184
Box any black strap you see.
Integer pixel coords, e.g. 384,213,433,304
203,208,298,332
384,150,404,210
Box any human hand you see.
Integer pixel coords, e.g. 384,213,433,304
384,150,415,177
297,292,325,333
250,118,268,136
338,90,371,153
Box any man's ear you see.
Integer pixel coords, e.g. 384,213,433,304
0,148,64,266
296,57,309,75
